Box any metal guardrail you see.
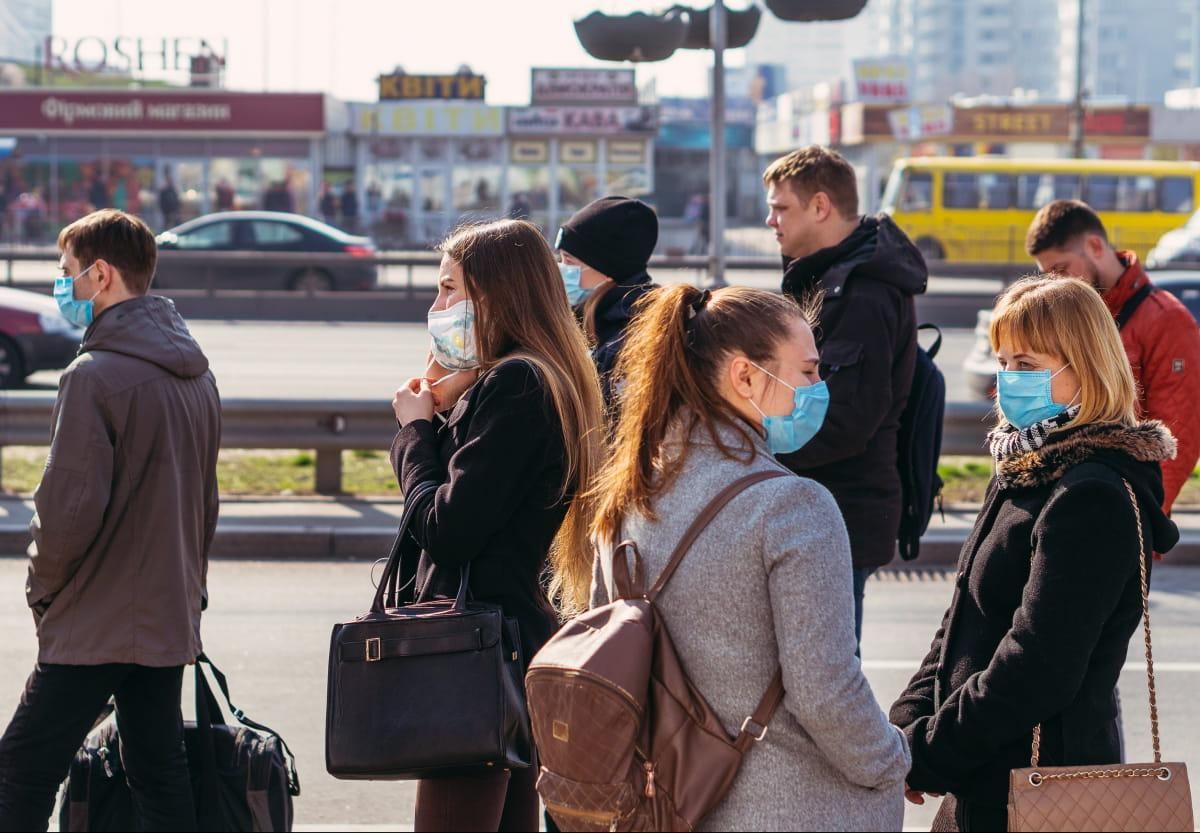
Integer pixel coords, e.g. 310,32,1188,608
0,245,1022,290
0,395,996,495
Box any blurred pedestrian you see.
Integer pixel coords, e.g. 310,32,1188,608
588,284,910,831
1027,199,1200,515
891,276,1179,831
88,174,110,211
215,178,235,212
389,219,605,832
508,192,531,221
158,171,181,229
555,195,659,410
319,183,338,227
340,185,359,234
0,210,221,831
763,146,928,646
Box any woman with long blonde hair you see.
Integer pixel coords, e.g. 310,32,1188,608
892,275,1180,831
390,219,605,831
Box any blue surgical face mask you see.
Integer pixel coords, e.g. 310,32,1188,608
53,264,99,329
558,263,592,307
747,361,830,455
996,364,1076,429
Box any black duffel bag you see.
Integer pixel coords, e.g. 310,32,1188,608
59,654,300,832
325,480,531,780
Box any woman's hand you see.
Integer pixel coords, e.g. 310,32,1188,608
429,368,479,413
904,783,944,805
393,377,435,425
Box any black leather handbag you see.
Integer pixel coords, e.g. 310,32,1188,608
325,480,532,780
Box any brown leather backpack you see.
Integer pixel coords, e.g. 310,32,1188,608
526,472,787,832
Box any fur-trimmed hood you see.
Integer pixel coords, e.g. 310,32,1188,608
997,420,1177,490
998,420,1179,555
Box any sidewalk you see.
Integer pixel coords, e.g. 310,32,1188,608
0,495,1197,563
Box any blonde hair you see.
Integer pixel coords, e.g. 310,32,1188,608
440,220,607,617
990,275,1137,428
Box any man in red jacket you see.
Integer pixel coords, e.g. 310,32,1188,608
1027,199,1200,513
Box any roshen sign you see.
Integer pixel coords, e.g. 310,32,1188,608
42,36,229,74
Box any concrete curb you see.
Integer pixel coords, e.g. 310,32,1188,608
2,525,1198,564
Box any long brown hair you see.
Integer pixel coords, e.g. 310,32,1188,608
592,284,811,548
440,220,607,616
580,278,616,344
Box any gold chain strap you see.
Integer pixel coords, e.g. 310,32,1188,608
1029,479,1160,769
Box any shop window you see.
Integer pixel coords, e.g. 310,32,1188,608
606,168,650,198
1159,177,1194,214
1016,173,1080,209
252,221,305,246
452,166,502,214
176,221,234,249
900,171,933,211
942,172,980,209
558,168,598,216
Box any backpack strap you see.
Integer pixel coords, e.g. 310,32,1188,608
734,669,785,753
1115,282,1154,331
918,323,943,360
646,470,790,602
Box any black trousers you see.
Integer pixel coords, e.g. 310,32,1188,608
415,764,539,832
0,663,196,833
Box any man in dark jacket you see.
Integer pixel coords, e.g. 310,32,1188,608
555,196,658,408
0,210,221,831
763,146,928,643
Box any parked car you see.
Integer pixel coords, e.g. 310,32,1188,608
155,212,378,291
1147,209,1200,268
963,270,1200,399
0,287,84,387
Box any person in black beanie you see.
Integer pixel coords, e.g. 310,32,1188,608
555,195,659,410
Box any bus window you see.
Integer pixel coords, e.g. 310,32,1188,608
980,173,1013,209
1159,177,1195,213
1116,176,1156,212
900,171,933,211
1017,173,1080,209
943,173,980,209
1085,176,1119,210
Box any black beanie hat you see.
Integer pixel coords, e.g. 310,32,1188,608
555,196,658,285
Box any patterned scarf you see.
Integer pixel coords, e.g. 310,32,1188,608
987,406,1081,472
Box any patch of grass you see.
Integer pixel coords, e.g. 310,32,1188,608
0,447,1196,505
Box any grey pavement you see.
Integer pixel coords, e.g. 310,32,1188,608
2,559,1197,830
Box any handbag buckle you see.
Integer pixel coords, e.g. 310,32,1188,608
740,716,768,742
365,637,382,662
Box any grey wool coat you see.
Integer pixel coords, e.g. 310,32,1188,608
592,419,911,832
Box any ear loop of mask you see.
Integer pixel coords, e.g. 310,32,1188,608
1050,363,1082,409
424,358,464,425
746,360,796,418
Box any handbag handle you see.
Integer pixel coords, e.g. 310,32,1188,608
371,479,439,614
1030,478,1161,767
415,562,472,612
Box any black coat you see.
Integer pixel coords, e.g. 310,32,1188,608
584,273,655,409
777,214,928,568
390,359,565,664
889,421,1179,832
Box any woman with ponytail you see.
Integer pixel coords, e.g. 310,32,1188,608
390,219,606,832
589,285,910,832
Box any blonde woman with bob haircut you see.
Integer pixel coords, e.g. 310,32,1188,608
390,219,605,832
891,276,1180,832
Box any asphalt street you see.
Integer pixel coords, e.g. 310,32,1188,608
16,321,981,402
1,559,1196,830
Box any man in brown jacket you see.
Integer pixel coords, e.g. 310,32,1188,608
0,210,220,831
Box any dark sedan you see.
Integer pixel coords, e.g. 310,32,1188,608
0,287,84,387
155,212,379,291
963,270,1200,399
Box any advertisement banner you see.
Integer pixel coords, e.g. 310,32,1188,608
351,102,505,136
888,105,953,140
531,68,637,105
852,59,910,104
507,105,657,135
377,72,486,101
0,90,323,133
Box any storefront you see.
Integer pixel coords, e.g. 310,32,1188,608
348,100,507,248
346,68,657,247
0,89,324,242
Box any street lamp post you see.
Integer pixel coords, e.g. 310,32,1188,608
709,0,728,286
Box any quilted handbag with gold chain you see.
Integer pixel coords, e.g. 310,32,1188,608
1007,480,1194,832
